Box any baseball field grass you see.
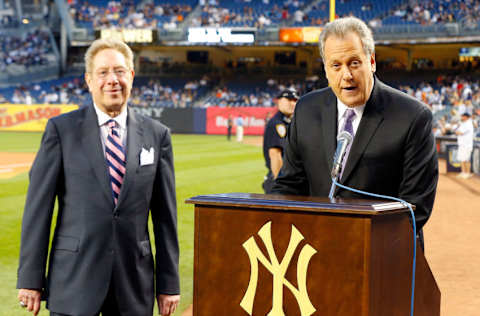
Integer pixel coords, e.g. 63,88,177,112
0,132,265,316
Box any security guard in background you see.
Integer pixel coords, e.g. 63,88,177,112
262,89,299,193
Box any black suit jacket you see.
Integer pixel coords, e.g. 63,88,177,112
17,105,179,316
272,78,438,230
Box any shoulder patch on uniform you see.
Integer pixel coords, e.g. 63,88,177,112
275,124,287,138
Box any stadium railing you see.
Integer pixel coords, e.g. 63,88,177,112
54,0,87,42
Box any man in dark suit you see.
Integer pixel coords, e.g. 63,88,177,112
17,39,180,316
272,17,438,234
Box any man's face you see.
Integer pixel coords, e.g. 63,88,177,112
324,32,375,107
85,48,134,115
278,97,297,117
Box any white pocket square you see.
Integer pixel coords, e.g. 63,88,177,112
140,147,154,166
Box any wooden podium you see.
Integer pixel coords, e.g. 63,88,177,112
186,193,440,316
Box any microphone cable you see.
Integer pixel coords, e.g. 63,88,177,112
331,179,417,316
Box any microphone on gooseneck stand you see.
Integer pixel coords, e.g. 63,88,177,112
326,132,418,316
328,130,353,199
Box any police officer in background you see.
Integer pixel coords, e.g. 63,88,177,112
262,89,299,193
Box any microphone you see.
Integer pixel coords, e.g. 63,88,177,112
331,130,353,181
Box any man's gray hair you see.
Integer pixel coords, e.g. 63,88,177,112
84,38,134,74
318,17,375,62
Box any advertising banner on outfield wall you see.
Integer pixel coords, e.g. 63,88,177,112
206,107,277,135
0,104,79,131
131,107,206,134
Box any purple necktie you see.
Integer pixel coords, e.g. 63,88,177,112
105,120,126,205
339,109,356,179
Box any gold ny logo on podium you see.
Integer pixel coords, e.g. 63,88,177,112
240,221,317,316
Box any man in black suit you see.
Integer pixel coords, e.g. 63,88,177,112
272,17,438,234
17,39,180,316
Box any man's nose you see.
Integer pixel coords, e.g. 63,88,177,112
342,67,353,80
106,71,120,83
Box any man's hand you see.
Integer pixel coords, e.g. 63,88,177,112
157,294,180,315
18,289,42,315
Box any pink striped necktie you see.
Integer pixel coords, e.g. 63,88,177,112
105,119,126,205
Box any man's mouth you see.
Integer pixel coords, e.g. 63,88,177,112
343,86,357,91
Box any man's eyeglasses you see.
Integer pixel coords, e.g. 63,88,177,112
94,68,129,79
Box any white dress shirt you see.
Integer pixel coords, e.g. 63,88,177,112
93,103,128,156
336,99,365,136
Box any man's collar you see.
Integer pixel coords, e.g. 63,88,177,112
93,103,128,129
337,98,366,119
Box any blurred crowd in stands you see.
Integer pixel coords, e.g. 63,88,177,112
203,76,322,107
0,29,53,70
68,0,193,30
0,75,214,109
63,0,480,30
2,73,478,138
68,0,315,30
382,0,480,27
0,77,89,106
62,0,480,30
192,0,311,28
398,75,480,137
130,76,212,108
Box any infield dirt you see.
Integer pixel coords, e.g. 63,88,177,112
0,152,35,179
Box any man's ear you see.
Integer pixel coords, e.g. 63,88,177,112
370,53,376,73
85,72,92,92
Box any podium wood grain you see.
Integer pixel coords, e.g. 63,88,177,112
187,193,440,316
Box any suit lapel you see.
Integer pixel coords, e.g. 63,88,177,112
341,79,384,183
116,108,143,208
321,89,338,172
80,105,114,205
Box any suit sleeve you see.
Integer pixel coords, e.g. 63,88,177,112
399,106,439,231
17,120,62,290
150,128,180,295
271,109,310,195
